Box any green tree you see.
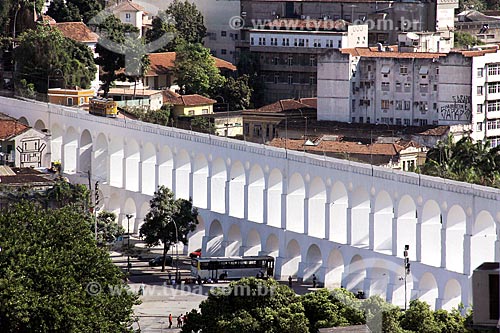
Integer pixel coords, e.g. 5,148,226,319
139,186,198,272
217,75,253,110
145,12,178,52
182,278,309,333
191,116,216,134
0,0,44,38
165,0,206,44
46,178,90,210
142,104,172,125
173,42,225,96
0,202,139,332
400,300,441,333
237,51,265,107
46,0,82,23
454,31,484,48
14,25,96,92
96,210,125,246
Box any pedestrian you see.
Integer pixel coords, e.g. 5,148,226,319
312,274,317,288
168,271,172,285
197,275,202,285
288,275,293,287
168,313,173,329
139,282,145,295
183,312,188,325
177,314,182,328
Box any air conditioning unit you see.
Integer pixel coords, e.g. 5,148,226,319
301,15,306,19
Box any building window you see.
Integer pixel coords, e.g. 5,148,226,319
488,82,500,94
478,68,484,77
202,109,208,114
79,97,84,105
221,49,227,55
395,82,402,92
477,122,483,131
288,55,293,66
404,101,411,110
477,104,483,113
125,13,131,22
221,31,227,37
366,117,370,123
288,74,293,85
436,67,439,75
309,75,316,85
419,84,428,93
67,98,73,106
250,37,254,45
488,64,500,76
433,84,437,91
488,100,500,112
274,57,279,65
381,82,390,91
404,118,410,126
244,123,249,135
253,124,262,136
274,74,279,84
478,86,484,95
400,65,408,75
381,100,390,109
396,118,402,125
404,83,411,92
487,119,500,130
309,55,316,66
352,99,356,112
395,101,403,110
188,110,195,116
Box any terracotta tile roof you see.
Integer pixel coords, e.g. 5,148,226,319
269,138,404,155
147,52,236,76
0,114,30,140
255,99,316,113
40,15,56,25
111,0,145,12
341,46,447,59
417,125,450,136
163,90,216,106
55,22,99,43
459,48,499,57
299,98,317,108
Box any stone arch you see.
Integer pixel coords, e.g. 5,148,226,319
229,161,245,218
304,244,322,282
267,168,282,228
283,239,301,278
109,136,124,187
397,195,417,260
107,193,121,222
248,165,265,223
122,197,137,230
211,158,226,214
446,205,466,273
351,187,370,248
226,224,242,256
373,191,393,254
308,177,326,238
442,279,462,311
124,139,140,192
287,173,305,233
94,133,108,183
174,149,191,200
421,200,442,267
63,126,78,173
391,264,415,307
34,119,46,131
18,116,29,126
206,220,224,256
265,234,279,257
79,129,92,174
188,215,205,253
141,142,156,196
330,181,348,243
51,123,64,163
245,229,262,256
325,249,344,288
345,254,366,293
158,145,173,189
369,260,391,300
471,211,496,271
137,201,150,234
192,154,208,209
417,272,438,310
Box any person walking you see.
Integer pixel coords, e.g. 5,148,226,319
312,274,317,288
288,275,293,287
177,314,183,328
168,313,173,329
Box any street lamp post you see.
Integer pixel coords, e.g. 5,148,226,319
126,214,133,273
215,95,229,137
166,216,179,282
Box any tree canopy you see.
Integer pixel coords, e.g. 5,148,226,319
421,134,500,188
0,201,138,332
139,186,198,272
14,25,96,92
164,0,206,45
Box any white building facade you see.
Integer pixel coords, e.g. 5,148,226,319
5,97,500,312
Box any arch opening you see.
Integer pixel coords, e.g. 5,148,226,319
79,130,92,174
229,161,245,218
206,220,224,256
373,191,393,254
325,249,344,289
248,165,265,223
63,126,78,173
330,182,348,243
397,195,417,260
446,205,466,273
192,154,208,209
421,201,441,267
141,143,156,196
210,158,227,213
308,177,326,238
471,211,496,271
175,150,191,200
286,173,305,234
267,169,282,228
351,188,370,248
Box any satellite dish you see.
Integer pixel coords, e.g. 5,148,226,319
406,32,419,40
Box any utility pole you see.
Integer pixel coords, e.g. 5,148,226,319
404,245,410,311
126,214,133,273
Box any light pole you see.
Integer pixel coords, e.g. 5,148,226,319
215,95,229,137
403,244,410,311
126,214,133,273
166,215,179,282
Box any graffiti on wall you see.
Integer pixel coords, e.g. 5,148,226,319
16,137,46,168
439,95,472,121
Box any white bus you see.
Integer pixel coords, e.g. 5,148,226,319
191,256,275,281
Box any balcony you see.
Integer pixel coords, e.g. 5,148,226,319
486,127,500,137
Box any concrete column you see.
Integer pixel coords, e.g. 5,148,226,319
281,193,287,229
303,197,309,235
324,202,331,239
440,227,447,268
171,167,177,196
225,180,230,215
346,207,352,245
262,188,268,225
463,234,471,276
392,217,398,256
154,163,160,192
495,240,500,262
138,161,143,193
368,211,375,250
188,171,194,201
243,184,249,220
134,217,142,234
206,175,212,210
122,157,127,189
415,222,422,262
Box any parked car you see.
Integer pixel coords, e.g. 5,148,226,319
189,248,202,259
149,255,173,267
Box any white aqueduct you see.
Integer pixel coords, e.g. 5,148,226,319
2,97,500,311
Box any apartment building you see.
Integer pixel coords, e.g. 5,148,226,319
249,23,368,104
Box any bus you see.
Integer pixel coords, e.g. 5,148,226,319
191,256,275,281
89,97,118,118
